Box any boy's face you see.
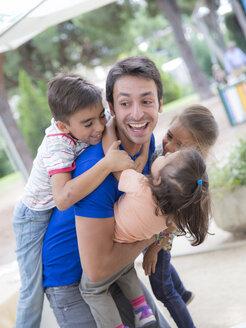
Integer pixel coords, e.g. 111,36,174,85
60,103,106,145
109,75,162,149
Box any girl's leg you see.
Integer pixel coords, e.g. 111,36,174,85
80,264,135,328
171,264,194,304
13,202,52,328
149,249,196,328
117,265,156,327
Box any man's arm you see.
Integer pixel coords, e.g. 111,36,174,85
76,215,155,282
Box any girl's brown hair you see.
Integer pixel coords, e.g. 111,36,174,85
175,105,219,157
149,149,211,246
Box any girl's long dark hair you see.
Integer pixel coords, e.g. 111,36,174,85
149,149,211,246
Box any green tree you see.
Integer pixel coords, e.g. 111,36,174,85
225,12,246,52
17,70,51,158
0,142,14,178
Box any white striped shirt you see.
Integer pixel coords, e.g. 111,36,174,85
22,118,88,210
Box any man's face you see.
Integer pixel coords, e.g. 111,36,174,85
109,75,162,148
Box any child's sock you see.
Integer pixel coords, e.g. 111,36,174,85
130,295,148,312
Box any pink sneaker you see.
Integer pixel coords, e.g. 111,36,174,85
134,305,156,327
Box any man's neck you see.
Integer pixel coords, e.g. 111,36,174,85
116,129,142,157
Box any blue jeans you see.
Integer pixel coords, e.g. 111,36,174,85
45,280,171,328
12,201,53,328
149,249,196,328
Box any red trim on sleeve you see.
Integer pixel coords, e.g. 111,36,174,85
49,162,76,176
47,133,77,145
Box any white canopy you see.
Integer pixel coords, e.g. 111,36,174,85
0,0,116,53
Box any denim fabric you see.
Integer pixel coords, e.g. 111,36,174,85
12,200,53,328
80,262,144,328
45,280,171,328
149,249,196,328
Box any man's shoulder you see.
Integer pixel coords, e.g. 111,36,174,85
73,142,104,177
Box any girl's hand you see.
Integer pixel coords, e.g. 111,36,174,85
142,249,158,276
104,140,134,173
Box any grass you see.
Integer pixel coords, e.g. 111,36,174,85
160,93,199,114
0,172,22,196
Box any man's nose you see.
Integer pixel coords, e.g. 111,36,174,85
132,103,143,121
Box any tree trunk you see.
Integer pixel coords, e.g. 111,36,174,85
156,0,213,100
204,0,226,52
231,0,246,39
0,53,33,179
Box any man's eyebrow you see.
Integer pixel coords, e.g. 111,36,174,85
117,92,130,99
140,91,155,97
80,109,105,123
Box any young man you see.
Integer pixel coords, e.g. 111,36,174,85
43,56,170,327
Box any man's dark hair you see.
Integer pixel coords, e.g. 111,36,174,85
47,73,102,124
106,56,163,106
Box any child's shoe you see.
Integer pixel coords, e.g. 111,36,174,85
134,305,156,327
182,291,195,306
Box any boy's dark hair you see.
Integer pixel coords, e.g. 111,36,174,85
106,56,163,106
149,149,211,246
47,73,102,124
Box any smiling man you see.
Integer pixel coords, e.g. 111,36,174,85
43,56,170,328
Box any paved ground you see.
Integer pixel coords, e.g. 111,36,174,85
1,94,246,327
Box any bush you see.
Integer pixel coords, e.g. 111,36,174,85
0,143,14,178
17,70,51,158
209,134,246,192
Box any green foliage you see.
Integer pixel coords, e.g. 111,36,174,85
0,143,14,178
189,37,213,78
151,55,182,104
17,70,51,158
209,134,246,192
224,13,246,53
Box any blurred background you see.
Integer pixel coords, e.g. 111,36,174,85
0,0,246,327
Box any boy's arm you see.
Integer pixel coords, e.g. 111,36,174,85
51,140,134,211
134,141,150,173
75,215,155,282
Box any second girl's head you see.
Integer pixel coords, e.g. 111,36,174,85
149,149,211,246
162,105,219,158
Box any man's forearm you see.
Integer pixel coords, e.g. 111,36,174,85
76,216,154,282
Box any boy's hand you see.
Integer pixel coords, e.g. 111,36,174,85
105,140,134,173
142,248,158,276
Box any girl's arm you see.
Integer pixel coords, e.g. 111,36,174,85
143,225,178,276
51,140,134,211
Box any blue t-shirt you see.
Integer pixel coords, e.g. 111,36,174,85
43,136,155,288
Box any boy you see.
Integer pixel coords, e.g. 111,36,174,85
13,73,134,328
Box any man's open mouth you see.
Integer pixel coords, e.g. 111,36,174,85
128,122,149,131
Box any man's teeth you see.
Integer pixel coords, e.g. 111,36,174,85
129,123,147,128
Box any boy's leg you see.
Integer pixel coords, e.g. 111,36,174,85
149,249,195,328
12,201,52,328
79,263,134,328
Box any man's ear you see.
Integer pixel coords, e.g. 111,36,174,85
108,102,115,116
153,175,162,186
158,98,163,114
56,121,70,134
